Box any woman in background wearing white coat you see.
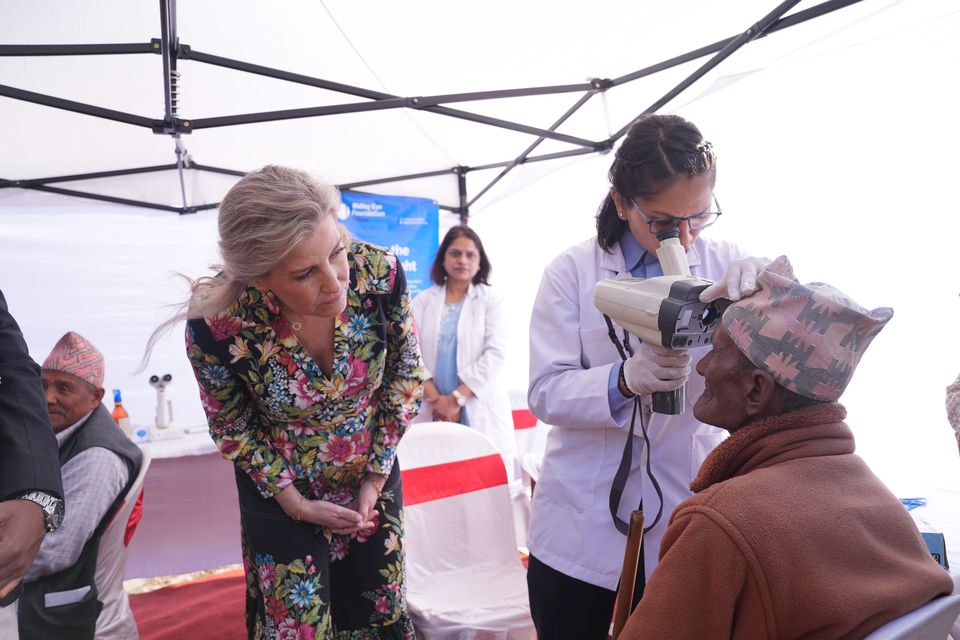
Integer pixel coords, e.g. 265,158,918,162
526,114,767,639
412,225,517,477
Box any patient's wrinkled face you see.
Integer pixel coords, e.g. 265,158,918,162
42,369,102,433
693,323,750,431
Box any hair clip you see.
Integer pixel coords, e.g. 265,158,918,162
693,141,716,172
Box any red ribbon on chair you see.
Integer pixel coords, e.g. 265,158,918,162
402,454,507,506
512,409,537,430
124,487,145,546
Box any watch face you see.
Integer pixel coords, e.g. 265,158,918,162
50,499,65,529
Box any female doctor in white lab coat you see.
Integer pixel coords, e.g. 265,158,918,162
412,225,517,477
526,114,767,639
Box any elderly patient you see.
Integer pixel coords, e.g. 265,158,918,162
20,332,143,640
621,256,953,640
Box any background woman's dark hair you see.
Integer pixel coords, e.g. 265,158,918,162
429,224,491,286
597,113,717,251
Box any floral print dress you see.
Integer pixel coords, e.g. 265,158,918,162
186,241,424,639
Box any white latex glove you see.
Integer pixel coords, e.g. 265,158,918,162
699,257,769,303
623,341,692,396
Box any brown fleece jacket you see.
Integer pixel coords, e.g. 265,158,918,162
621,403,953,640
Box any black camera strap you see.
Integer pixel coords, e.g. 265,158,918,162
602,314,665,539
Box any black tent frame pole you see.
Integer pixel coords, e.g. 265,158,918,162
468,90,602,210
336,144,601,192
0,43,156,56
470,147,601,172
455,167,469,223
182,47,597,147
20,183,185,212
189,164,247,178
610,0,803,142
159,0,178,129
0,0,865,214
184,95,597,149
0,163,248,188
611,0,863,88
340,167,457,191
183,48,594,104
0,83,158,128
13,182,220,213
10,164,178,185
0,163,243,214
159,0,191,210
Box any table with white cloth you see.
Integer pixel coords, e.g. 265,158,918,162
124,431,242,579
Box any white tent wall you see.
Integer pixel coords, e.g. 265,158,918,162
2,0,959,497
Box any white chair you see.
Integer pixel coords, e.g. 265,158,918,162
509,400,551,494
509,401,552,549
398,421,536,640
862,593,960,640
94,450,152,639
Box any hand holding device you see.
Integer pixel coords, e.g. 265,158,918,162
594,228,730,414
622,342,692,396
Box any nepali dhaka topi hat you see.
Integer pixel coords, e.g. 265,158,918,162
721,255,893,402
42,331,105,388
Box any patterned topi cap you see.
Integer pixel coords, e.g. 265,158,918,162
42,331,105,389
722,256,893,402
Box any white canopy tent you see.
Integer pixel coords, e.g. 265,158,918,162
2,0,959,498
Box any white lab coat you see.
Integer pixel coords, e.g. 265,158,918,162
412,283,517,478
527,234,749,590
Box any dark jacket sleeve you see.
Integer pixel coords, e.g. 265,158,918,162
0,290,64,500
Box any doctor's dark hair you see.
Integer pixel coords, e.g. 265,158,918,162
430,225,491,286
596,114,717,251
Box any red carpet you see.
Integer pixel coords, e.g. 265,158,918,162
130,569,246,639
131,552,528,638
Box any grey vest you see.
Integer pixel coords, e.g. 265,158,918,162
19,405,142,640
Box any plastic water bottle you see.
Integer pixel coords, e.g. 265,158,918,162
111,389,132,438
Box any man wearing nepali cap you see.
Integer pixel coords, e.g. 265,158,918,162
621,256,953,639
18,332,142,640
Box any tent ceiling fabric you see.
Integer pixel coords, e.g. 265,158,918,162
2,0,940,212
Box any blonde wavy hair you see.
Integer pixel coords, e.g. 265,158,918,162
140,165,346,368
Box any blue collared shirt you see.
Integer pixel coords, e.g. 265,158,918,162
619,228,664,280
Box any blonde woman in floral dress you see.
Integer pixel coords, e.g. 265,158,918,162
181,166,423,639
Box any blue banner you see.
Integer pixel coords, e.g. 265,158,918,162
339,191,439,298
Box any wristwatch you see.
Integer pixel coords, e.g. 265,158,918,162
18,491,65,532
451,389,467,407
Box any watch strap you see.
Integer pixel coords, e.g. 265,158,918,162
18,490,64,532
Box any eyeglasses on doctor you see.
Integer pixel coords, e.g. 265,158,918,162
629,194,722,235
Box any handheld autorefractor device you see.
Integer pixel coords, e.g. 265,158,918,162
593,227,731,414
